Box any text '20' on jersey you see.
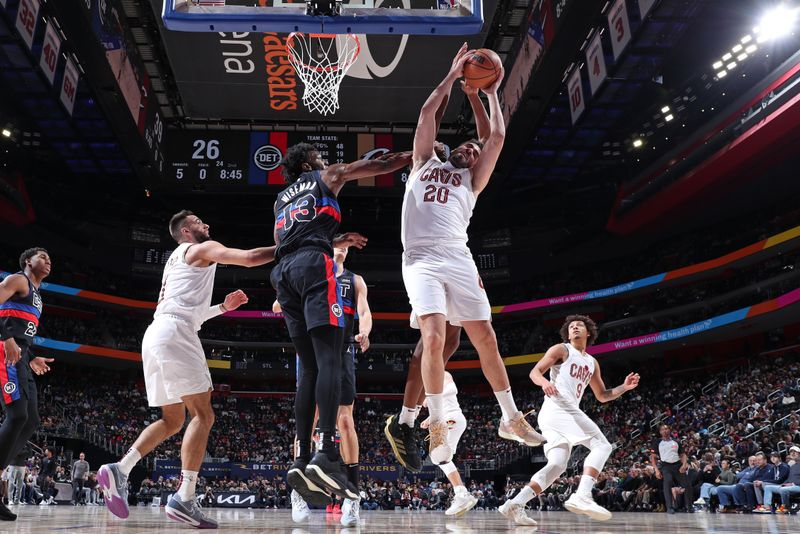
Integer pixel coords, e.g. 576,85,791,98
274,171,341,260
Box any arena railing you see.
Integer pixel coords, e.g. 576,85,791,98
707,421,726,436
701,379,719,395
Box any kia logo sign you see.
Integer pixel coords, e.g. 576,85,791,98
253,145,282,171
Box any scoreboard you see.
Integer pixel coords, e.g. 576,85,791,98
164,131,414,189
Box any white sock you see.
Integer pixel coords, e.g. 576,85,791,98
398,405,417,427
494,388,518,422
426,393,444,422
118,448,141,476
577,475,596,496
177,470,198,502
454,485,468,496
511,485,535,506
413,404,423,420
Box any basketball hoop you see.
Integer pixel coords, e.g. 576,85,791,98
287,32,360,116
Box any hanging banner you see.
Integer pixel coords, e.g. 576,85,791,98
608,0,632,61
15,0,40,50
585,31,607,96
60,56,79,115
39,20,62,85
638,0,657,19
567,68,585,124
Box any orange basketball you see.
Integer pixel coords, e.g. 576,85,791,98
463,48,502,89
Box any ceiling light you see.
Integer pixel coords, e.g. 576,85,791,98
661,106,670,113
737,53,748,61
717,70,728,78
633,139,643,148
756,5,799,41
741,35,753,43
713,61,724,69
732,44,743,52
722,53,733,61
727,61,737,70
1,129,10,138
745,44,758,53
664,114,674,122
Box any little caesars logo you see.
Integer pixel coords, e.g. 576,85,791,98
331,303,343,318
253,145,282,171
4,382,16,395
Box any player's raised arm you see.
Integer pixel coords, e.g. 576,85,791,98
413,43,470,169
529,343,568,397
470,66,506,196
186,240,276,268
323,152,413,194
461,81,491,144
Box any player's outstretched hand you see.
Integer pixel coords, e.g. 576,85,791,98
623,372,640,391
223,289,248,312
448,43,471,78
482,65,505,95
29,356,54,375
333,233,368,250
541,381,559,397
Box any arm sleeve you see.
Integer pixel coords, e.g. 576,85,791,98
201,304,225,324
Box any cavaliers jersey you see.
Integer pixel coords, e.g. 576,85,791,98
401,156,475,249
337,268,357,343
274,171,341,261
546,343,595,408
154,243,217,331
0,273,43,347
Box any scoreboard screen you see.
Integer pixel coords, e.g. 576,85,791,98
164,131,413,189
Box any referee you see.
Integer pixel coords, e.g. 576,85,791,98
649,423,694,513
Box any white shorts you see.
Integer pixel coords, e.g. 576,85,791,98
402,245,491,329
537,399,604,455
142,315,212,407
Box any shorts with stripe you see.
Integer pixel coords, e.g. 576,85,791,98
271,247,345,338
0,343,35,406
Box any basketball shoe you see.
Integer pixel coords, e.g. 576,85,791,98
305,452,360,501
446,487,478,517
290,490,310,523
499,500,537,526
384,415,422,472
287,458,330,507
564,492,612,521
165,495,218,529
98,463,129,519
498,411,546,447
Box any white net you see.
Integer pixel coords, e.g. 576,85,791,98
286,33,361,116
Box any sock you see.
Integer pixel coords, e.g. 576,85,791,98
511,485,535,506
454,485,468,496
346,463,359,488
177,470,198,502
319,432,338,460
494,388,519,422
426,393,444,422
577,475,596,496
118,448,141,476
413,405,423,421
399,406,417,427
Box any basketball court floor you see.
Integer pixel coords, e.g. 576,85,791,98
4,506,797,533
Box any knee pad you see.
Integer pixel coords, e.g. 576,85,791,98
584,435,613,472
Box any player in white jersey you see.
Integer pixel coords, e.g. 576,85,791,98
98,210,276,529
418,372,477,517
404,44,544,465
499,315,640,526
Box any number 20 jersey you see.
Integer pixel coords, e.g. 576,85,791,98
401,156,476,250
274,170,341,261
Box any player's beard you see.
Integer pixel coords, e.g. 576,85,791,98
449,152,470,168
192,229,211,243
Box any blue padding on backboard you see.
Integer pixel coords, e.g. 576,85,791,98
162,1,483,35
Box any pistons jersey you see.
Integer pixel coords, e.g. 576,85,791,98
401,156,476,249
337,268,357,343
274,170,341,260
0,273,43,347
547,343,595,408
